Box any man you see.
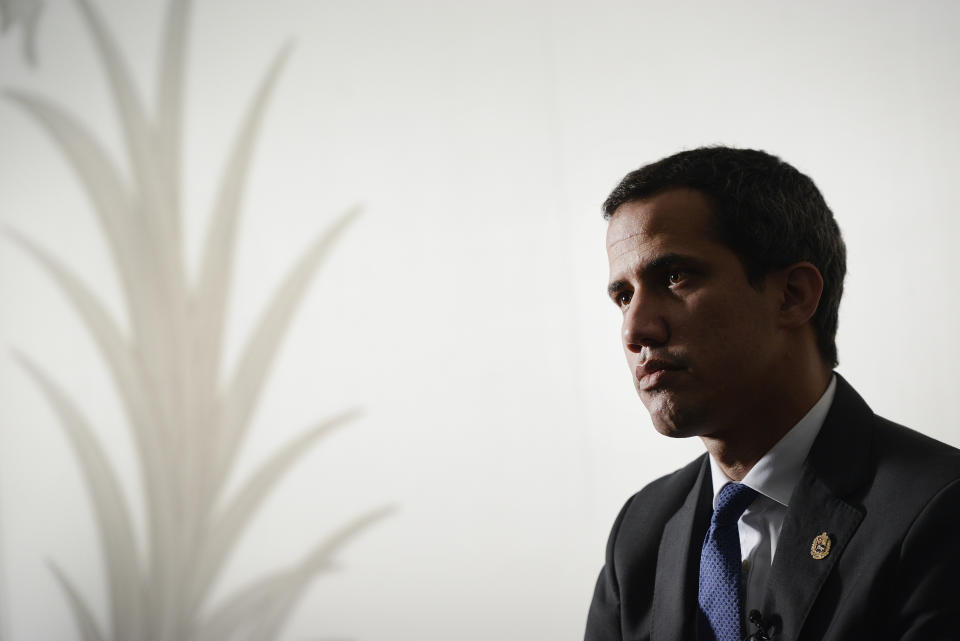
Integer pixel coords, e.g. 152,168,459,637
585,147,960,641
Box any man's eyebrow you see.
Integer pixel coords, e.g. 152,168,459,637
607,280,629,298
645,252,690,272
607,253,700,297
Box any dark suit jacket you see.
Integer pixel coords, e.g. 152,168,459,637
585,375,960,641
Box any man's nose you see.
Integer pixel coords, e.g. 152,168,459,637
622,291,669,352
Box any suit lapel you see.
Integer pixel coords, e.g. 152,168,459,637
652,455,712,641
761,375,872,641
762,469,864,639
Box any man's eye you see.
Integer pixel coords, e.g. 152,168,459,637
667,270,685,285
617,292,632,307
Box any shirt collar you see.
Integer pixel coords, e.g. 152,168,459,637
709,375,837,508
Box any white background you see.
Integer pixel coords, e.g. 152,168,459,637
2,1,959,640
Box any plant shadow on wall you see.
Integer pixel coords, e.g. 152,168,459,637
3,0,392,639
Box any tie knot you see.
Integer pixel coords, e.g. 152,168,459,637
713,482,757,526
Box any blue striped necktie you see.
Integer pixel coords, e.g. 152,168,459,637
698,482,758,641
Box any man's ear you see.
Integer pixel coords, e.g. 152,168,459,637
778,262,824,328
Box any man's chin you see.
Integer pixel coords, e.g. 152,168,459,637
643,394,704,438
651,419,703,439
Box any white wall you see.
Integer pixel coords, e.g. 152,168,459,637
2,1,958,640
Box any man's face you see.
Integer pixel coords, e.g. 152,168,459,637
606,188,783,439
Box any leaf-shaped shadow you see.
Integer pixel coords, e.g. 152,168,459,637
194,40,292,384
2,90,156,342
10,1,388,638
192,43,294,496
62,0,196,341
4,227,168,477
212,205,362,498
197,506,394,641
189,409,361,609
0,0,45,65
154,0,189,210
73,0,166,220
48,562,107,641
15,354,144,641
73,0,149,148
4,228,178,623
75,0,188,340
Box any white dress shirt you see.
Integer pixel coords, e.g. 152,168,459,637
707,376,837,619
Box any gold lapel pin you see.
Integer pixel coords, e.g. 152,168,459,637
810,532,832,560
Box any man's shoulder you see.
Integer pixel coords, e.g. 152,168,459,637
822,375,960,486
817,377,960,530
614,454,707,530
872,413,960,463
868,414,960,494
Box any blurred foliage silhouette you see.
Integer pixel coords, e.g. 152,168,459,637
0,0,45,64
4,0,390,639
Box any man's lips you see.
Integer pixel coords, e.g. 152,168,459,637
635,359,684,389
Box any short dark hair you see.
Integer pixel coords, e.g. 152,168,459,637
603,146,846,366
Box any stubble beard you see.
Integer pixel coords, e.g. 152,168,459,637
641,387,710,439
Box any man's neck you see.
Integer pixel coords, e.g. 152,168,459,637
700,365,833,482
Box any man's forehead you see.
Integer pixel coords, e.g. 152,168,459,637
605,188,721,252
